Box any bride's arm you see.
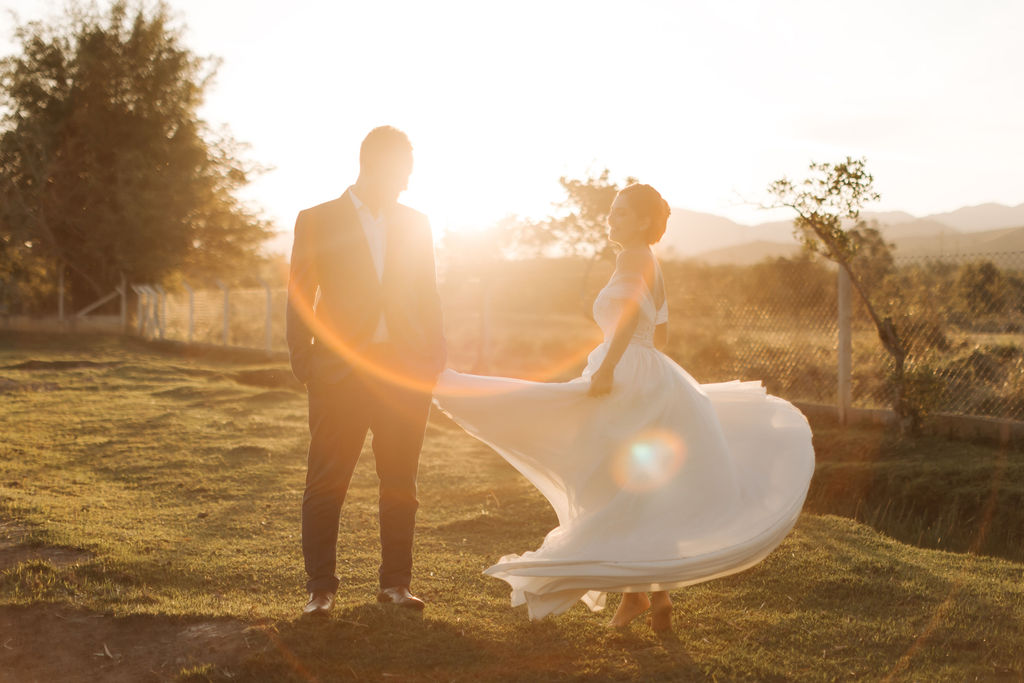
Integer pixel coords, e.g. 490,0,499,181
588,249,653,397
587,302,641,397
585,248,655,397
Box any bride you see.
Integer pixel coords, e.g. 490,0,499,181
434,183,815,630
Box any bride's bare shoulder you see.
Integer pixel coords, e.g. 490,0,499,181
615,248,657,280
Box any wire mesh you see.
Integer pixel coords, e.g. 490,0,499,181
160,286,289,351
439,258,840,403
851,251,1024,420
661,259,839,405
138,249,1024,421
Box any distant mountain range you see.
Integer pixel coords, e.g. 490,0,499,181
656,202,1024,265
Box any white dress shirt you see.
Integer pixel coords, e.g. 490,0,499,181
347,188,389,342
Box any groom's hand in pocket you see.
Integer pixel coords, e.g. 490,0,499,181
588,367,614,397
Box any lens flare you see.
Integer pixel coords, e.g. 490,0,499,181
289,281,442,395
290,279,608,399
611,429,687,493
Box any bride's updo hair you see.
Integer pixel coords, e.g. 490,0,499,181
619,183,671,245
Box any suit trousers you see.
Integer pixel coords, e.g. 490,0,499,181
301,347,432,594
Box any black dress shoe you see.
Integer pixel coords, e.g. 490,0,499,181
377,586,425,610
302,591,333,617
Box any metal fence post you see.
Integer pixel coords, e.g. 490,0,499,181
141,286,156,337
182,282,195,344
146,286,158,338
0,278,7,328
216,280,230,346
57,261,65,325
259,279,273,354
136,286,149,336
154,285,166,340
119,273,128,333
837,267,853,425
131,285,144,335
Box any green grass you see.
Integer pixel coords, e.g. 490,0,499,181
807,422,1024,563
1,331,1023,681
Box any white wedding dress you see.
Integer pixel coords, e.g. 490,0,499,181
433,251,815,620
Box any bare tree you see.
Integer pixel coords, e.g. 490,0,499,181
767,157,923,431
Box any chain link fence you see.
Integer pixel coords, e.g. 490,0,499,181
850,252,1024,420
114,250,1024,423
659,258,839,407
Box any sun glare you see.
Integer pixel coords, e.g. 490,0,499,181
611,429,687,493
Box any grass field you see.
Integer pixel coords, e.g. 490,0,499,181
1,331,1023,681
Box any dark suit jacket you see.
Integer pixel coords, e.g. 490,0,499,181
285,193,446,387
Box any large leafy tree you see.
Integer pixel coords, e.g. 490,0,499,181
0,1,271,311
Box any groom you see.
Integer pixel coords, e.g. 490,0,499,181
286,126,446,616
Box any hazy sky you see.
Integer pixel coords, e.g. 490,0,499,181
3,0,1023,251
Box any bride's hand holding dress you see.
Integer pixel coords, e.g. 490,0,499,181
587,367,615,397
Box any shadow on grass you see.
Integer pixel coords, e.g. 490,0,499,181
245,604,707,681
242,602,489,680
434,509,553,553
637,631,704,680
501,615,707,681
